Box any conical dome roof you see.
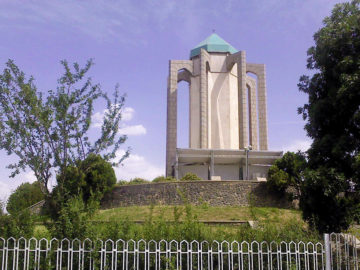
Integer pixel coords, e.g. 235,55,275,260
190,33,237,58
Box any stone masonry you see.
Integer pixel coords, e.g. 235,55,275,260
101,181,290,209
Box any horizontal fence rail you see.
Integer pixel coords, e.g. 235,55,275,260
0,235,358,270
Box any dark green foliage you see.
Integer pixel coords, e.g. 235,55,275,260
47,155,116,239
116,180,128,186
0,59,128,194
152,176,177,183
57,154,116,203
49,195,98,240
298,0,360,232
300,168,360,233
0,210,34,238
267,151,307,198
6,181,44,215
128,177,149,184
180,173,202,181
298,1,360,175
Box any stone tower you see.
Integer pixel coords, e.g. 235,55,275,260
166,34,282,180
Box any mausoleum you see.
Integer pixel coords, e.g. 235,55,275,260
166,34,282,180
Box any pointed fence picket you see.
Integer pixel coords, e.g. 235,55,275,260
0,234,358,269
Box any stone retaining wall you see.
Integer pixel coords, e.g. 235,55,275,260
101,180,290,209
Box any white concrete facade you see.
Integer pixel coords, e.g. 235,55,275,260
165,36,282,180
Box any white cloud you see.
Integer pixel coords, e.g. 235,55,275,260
113,150,163,180
0,170,38,203
23,171,37,183
0,181,11,202
92,106,135,128
118,124,146,136
122,107,135,121
92,106,145,135
282,139,312,153
92,111,104,128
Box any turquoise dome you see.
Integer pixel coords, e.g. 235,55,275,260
190,33,237,58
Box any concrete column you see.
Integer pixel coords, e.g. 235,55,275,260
257,65,268,150
248,81,258,150
175,152,179,179
210,151,214,179
226,52,249,149
165,60,194,177
237,51,249,149
165,62,178,177
200,49,209,149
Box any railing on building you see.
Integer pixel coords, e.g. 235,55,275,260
0,233,358,269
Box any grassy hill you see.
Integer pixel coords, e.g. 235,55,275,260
95,205,302,224
34,205,316,241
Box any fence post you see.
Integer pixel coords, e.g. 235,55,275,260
324,233,331,270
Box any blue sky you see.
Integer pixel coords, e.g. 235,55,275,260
0,0,346,200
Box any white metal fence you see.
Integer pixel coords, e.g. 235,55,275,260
0,234,358,269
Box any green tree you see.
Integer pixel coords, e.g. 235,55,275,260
298,0,360,232
6,181,44,215
47,155,116,238
267,151,307,198
52,154,116,202
300,168,360,233
0,59,128,195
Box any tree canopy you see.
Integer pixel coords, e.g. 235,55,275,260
6,181,44,215
298,0,360,232
0,59,128,194
298,0,360,176
267,151,307,197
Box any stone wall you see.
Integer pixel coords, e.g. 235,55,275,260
101,180,290,209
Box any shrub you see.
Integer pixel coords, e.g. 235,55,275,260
45,154,116,238
152,176,177,183
128,178,149,185
180,173,202,181
49,195,98,240
117,180,128,186
6,181,45,215
0,210,34,238
58,154,117,203
267,151,307,199
49,154,116,210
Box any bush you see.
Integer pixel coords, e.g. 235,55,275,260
267,151,307,198
180,173,202,181
58,154,117,203
6,181,45,215
49,154,116,210
49,195,98,240
128,178,149,185
152,176,177,183
45,154,116,238
0,210,34,238
116,180,128,186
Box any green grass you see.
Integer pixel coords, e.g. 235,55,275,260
95,205,303,225
32,205,324,242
